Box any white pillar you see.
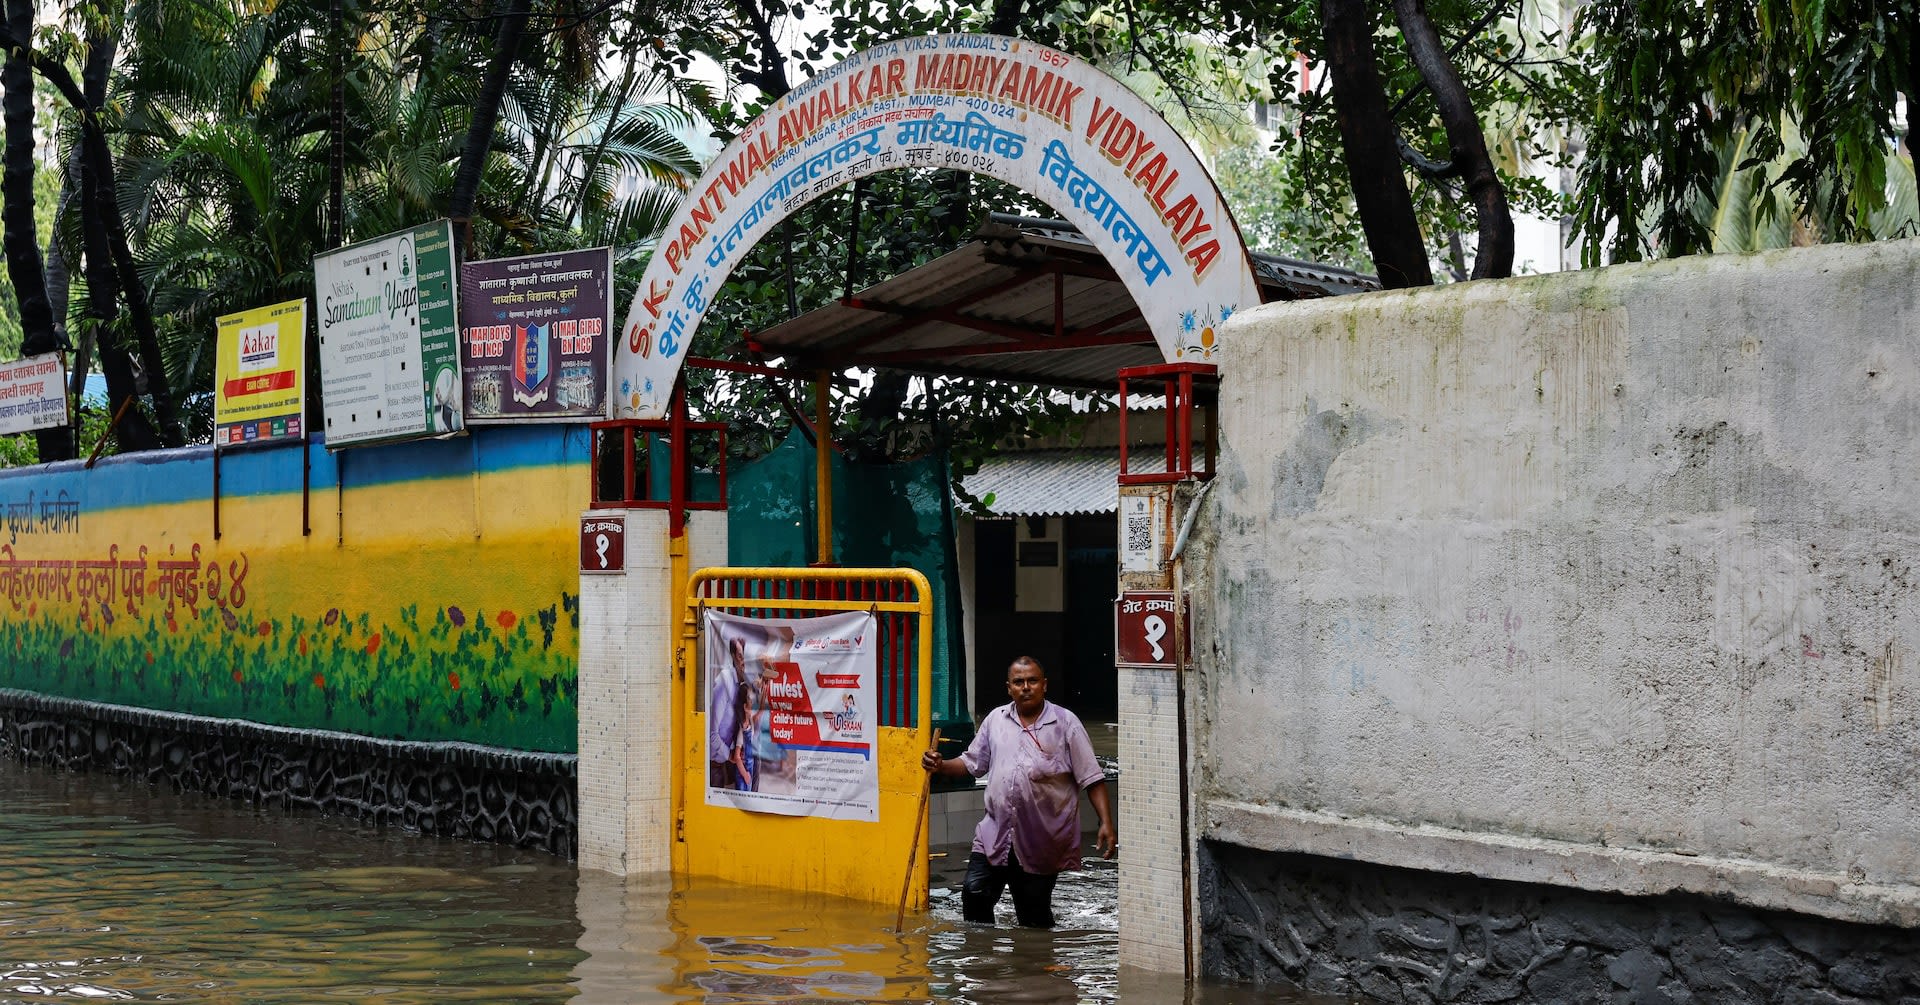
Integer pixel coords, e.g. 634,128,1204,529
1116,482,1197,974
1118,665,1188,971
577,507,727,875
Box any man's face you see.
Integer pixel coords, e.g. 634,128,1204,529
1006,663,1046,715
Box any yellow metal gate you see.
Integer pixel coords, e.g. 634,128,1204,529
677,567,934,906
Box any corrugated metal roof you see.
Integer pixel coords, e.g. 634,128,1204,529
1001,214,1381,298
960,448,1121,516
744,215,1378,392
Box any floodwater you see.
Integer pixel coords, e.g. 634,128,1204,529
0,757,1339,1003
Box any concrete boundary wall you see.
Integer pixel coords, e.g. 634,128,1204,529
1194,240,1920,928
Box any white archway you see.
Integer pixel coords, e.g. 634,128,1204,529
611,33,1260,418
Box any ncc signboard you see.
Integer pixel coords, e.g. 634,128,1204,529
459,247,613,422
1115,590,1190,668
313,220,463,447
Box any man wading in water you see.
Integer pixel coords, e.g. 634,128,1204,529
922,656,1116,928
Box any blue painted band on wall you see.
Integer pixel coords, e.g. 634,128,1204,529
0,425,592,512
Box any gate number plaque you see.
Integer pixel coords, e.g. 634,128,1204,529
1115,590,1190,668
580,515,625,573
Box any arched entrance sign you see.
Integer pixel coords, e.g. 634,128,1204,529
613,33,1260,419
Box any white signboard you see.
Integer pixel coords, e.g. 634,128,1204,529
0,353,68,436
704,608,878,821
313,220,463,447
1119,492,1162,573
613,32,1260,418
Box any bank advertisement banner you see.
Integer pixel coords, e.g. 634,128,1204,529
458,247,611,422
214,299,307,446
704,608,878,821
313,220,462,447
0,353,68,436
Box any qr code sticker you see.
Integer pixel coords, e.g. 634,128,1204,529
1125,512,1153,554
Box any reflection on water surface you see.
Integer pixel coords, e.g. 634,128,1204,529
0,757,1336,1002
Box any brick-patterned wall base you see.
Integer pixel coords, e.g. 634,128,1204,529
1203,843,1920,1003
1118,666,1186,972
0,688,575,856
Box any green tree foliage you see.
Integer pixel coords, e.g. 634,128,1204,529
0,0,704,465
1126,0,1579,282
2,0,1913,476
1574,0,1920,262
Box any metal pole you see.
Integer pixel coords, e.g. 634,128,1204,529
301,436,311,536
814,372,833,565
1168,479,1214,983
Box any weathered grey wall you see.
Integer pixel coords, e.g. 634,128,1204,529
1194,240,1920,930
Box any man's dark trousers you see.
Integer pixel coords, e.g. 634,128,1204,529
962,849,1057,928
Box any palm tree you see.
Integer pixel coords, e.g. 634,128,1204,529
64,0,701,448
1695,121,1918,254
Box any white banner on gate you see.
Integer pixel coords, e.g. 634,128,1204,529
703,608,879,821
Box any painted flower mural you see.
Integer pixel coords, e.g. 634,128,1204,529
0,546,581,752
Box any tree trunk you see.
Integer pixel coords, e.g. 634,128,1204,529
3,0,73,459
73,27,157,454
81,133,159,454
44,146,83,460
52,153,86,403
58,30,112,408
0,19,173,451
85,128,182,448
733,0,791,101
1392,0,1512,279
448,0,532,261
4,0,54,357
1319,0,1432,287
1901,8,1919,159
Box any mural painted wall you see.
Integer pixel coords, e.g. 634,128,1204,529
0,427,589,752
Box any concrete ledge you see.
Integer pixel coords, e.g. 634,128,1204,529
1206,799,1920,930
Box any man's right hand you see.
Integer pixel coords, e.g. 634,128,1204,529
921,749,943,773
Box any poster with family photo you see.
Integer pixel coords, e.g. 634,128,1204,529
702,608,878,821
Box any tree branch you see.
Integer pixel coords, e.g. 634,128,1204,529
1319,0,1432,286
1386,0,1509,121
1396,132,1456,178
1393,0,1513,279
733,0,790,101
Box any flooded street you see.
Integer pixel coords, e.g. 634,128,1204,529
0,758,1339,1003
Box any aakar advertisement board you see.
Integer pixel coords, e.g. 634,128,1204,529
458,247,612,422
313,220,463,447
213,299,307,445
703,609,878,821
